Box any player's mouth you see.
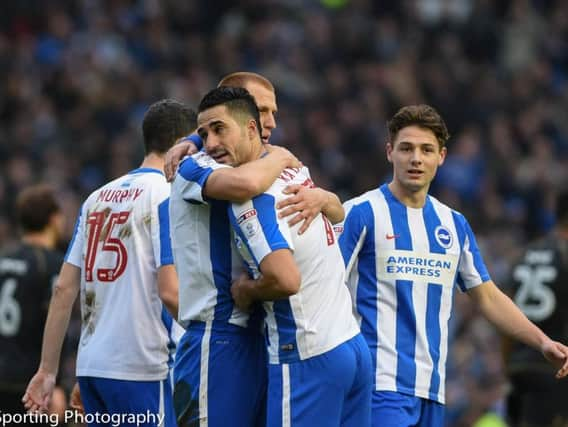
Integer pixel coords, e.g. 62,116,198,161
211,151,230,163
261,133,270,144
407,169,424,178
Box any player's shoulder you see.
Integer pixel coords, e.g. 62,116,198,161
265,166,310,196
343,188,382,212
427,194,468,224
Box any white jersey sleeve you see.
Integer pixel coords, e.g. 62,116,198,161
65,203,86,268
175,152,229,204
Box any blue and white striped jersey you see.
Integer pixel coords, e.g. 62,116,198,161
229,166,359,364
338,183,490,404
65,168,173,381
169,152,258,330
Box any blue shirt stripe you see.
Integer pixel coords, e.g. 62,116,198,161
158,198,173,265
426,283,442,400
273,299,300,362
253,194,290,252
341,202,379,382
209,199,234,321
383,186,417,393
422,197,444,399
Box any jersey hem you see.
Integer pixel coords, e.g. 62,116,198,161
76,368,169,381
269,326,359,364
374,384,445,405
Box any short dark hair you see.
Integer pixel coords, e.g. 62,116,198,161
556,191,568,227
142,99,196,155
388,104,450,149
16,184,60,232
198,87,261,135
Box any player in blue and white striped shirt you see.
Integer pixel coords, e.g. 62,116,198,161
169,76,345,427
338,104,568,427
194,86,371,427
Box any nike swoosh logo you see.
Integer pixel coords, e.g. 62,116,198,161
385,234,400,240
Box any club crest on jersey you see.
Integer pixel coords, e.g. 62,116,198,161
434,225,453,249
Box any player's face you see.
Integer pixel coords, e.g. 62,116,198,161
386,125,446,196
197,105,254,166
244,81,277,144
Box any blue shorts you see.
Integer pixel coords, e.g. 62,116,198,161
371,391,444,427
267,333,372,427
173,321,267,427
77,376,175,427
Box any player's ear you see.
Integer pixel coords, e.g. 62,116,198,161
247,119,258,140
386,141,394,163
438,146,447,166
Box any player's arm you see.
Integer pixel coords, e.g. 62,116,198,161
204,146,301,203
277,185,344,234
158,265,178,319
23,262,80,412
165,135,202,182
231,250,301,311
468,280,568,378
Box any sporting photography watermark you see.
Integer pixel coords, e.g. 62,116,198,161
0,410,165,426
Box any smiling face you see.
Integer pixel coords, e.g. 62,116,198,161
386,125,446,206
197,105,259,166
244,81,277,144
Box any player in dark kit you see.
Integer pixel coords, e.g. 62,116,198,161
505,190,568,427
0,185,65,414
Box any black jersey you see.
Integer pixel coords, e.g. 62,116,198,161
0,243,62,391
507,232,568,374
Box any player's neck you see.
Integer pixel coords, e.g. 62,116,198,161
140,152,165,173
387,181,428,209
250,138,266,161
22,231,56,250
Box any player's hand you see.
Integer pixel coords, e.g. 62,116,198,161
69,382,84,415
231,273,254,312
165,139,199,182
541,339,568,378
277,186,326,235
22,369,56,413
264,145,302,170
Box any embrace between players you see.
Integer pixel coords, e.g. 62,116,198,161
23,72,568,427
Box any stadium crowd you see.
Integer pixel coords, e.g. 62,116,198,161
1,0,568,425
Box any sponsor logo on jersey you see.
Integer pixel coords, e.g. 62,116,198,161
237,209,257,224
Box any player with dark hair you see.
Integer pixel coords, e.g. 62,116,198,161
200,86,373,426
165,71,344,235
170,86,304,427
338,104,568,427
0,185,66,418
23,99,196,426
505,191,568,427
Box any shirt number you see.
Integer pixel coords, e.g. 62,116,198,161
513,264,557,322
85,211,130,282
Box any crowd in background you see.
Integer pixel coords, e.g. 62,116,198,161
1,0,567,425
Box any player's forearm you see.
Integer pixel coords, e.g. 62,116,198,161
320,189,345,224
158,265,179,320
242,273,300,302
39,264,79,375
232,153,291,201
472,281,548,350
